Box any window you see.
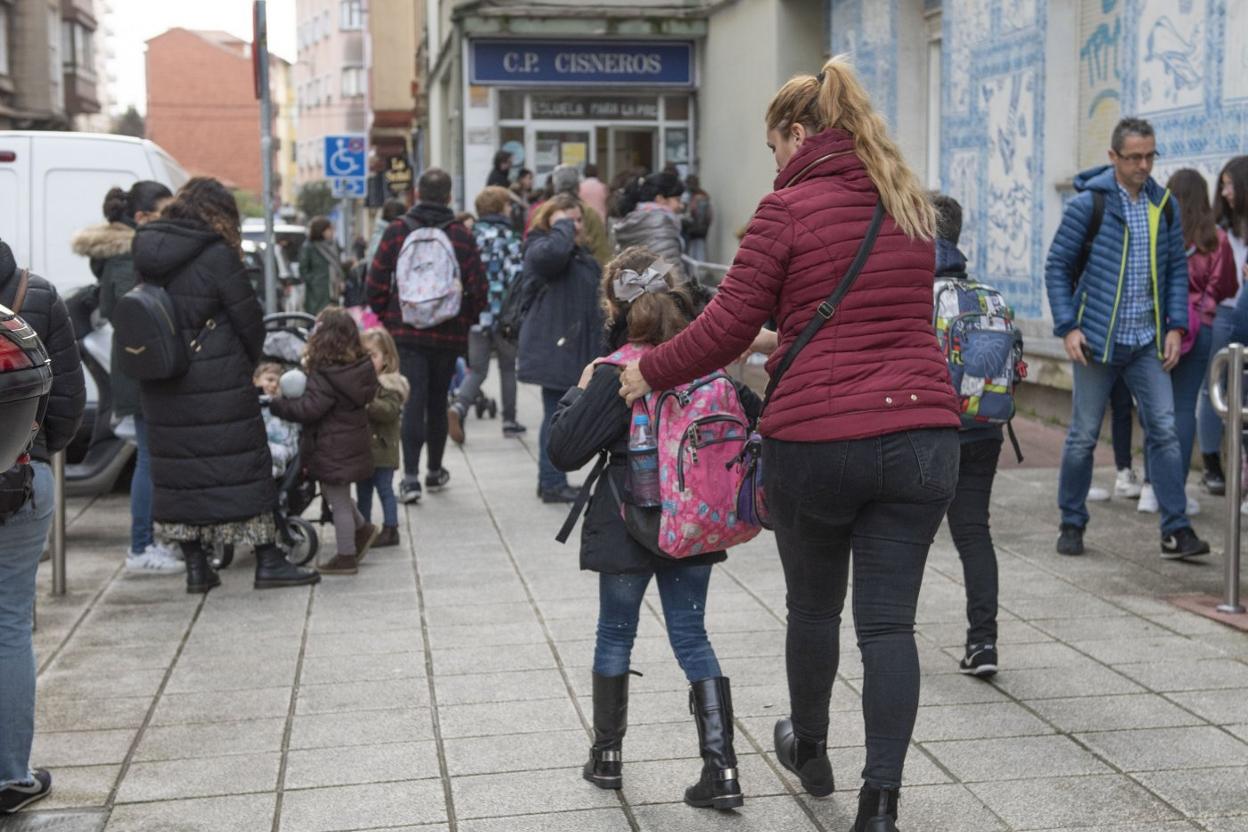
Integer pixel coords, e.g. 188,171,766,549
46,8,60,103
340,0,364,31
0,6,10,77
60,20,94,75
341,66,365,98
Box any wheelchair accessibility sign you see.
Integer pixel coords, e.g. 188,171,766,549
324,135,367,197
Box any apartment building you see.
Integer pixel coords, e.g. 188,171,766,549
0,0,101,129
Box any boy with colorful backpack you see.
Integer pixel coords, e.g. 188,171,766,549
448,187,527,442
549,248,761,811
930,194,1027,678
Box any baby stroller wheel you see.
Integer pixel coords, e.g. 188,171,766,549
488,399,498,419
474,399,487,419
208,543,234,570
279,516,318,566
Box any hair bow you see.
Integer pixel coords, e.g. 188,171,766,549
613,260,673,303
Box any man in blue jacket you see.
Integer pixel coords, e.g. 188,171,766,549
1046,117,1209,560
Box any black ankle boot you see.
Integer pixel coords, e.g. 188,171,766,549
254,544,321,589
684,677,744,810
183,542,220,594
583,672,628,790
852,785,900,832
774,717,834,796
1203,453,1226,495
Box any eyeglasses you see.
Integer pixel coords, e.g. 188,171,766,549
1113,151,1160,164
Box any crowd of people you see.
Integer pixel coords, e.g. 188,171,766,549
0,49,1245,832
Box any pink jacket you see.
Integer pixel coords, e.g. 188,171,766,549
1189,227,1240,328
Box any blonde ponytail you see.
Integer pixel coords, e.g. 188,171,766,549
766,54,934,241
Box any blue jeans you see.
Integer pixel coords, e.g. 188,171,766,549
1198,305,1238,455
130,416,154,554
0,462,53,786
594,565,722,682
1060,343,1189,535
357,466,398,528
1172,325,1213,481
538,387,567,492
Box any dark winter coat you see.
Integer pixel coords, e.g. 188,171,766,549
639,127,961,443
71,222,142,418
366,202,488,352
131,219,275,525
299,241,340,315
0,241,85,463
549,362,762,574
1045,164,1189,363
516,219,605,391
270,357,379,485
365,372,408,470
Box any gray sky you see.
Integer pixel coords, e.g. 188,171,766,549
110,0,297,115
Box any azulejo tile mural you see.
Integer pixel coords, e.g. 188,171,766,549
826,0,1246,328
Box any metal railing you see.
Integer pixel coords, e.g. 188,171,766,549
1207,343,1246,614
50,450,67,596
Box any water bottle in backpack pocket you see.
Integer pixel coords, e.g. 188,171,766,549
395,220,463,329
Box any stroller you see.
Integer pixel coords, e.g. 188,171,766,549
208,313,321,570
449,355,498,419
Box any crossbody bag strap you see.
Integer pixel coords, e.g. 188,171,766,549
556,451,609,544
8,268,29,314
760,200,887,413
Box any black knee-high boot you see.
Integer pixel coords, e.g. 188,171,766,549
684,676,744,810
582,672,628,790
183,541,220,594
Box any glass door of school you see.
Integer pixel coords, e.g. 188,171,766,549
604,126,657,182
532,128,593,185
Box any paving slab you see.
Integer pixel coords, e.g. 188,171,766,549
1075,726,1248,772
277,780,447,830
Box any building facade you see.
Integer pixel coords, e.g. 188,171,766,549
145,28,285,196
828,0,1248,381
369,0,422,180
293,0,370,188
0,0,100,130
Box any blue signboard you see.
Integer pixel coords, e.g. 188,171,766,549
324,135,367,199
470,40,694,87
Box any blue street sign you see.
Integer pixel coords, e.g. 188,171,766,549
323,134,367,179
469,40,694,87
331,177,367,199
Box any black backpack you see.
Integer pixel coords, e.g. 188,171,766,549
497,270,544,342
112,283,223,381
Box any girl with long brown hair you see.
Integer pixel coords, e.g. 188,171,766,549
270,307,380,574
618,55,961,830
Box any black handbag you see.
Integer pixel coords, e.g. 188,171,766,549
735,201,888,529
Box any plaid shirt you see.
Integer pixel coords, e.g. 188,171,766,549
366,206,487,352
1114,183,1156,347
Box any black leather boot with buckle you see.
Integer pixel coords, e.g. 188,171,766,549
852,784,900,831
183,541,220,595
684,676,744,810
582,672,629,790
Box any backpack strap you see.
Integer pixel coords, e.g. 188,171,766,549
1072,190,1105,292
556,451,609,544
1006,421,1024,465
760,200,886,414
5,268,29,314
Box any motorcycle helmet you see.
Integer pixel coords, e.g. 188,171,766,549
0,302,53,468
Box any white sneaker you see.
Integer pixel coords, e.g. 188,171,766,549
125,545,184,575
1114,468,1143,499
1087,486,1111,502
1137,483,1159,513
152,540,184,562
1186,496,1201,516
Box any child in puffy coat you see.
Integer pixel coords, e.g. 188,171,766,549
270,307,380,575
357,328,409,548
254,361,299,478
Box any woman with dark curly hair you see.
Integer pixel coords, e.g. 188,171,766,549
133,177,321,593
270,307,380,574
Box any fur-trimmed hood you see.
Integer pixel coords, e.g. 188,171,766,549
71,222,135,260
378,371,411,402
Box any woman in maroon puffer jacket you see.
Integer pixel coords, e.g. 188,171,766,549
619,56,960,831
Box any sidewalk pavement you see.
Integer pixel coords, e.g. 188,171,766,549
4,382,1248,832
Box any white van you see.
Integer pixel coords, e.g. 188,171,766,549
0,131,189,298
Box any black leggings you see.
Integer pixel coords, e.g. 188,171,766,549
398,346,459,478
763,428,958,789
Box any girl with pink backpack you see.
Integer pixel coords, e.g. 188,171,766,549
548,247,761,812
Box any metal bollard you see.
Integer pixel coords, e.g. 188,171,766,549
50,450,66,596
1207,344,1246,614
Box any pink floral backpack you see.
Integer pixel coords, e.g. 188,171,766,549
556,342,761,559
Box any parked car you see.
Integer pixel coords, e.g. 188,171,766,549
0,131,189,495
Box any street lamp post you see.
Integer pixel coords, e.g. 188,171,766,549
254,0,277,314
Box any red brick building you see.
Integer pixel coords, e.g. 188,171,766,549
145,29,284,194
